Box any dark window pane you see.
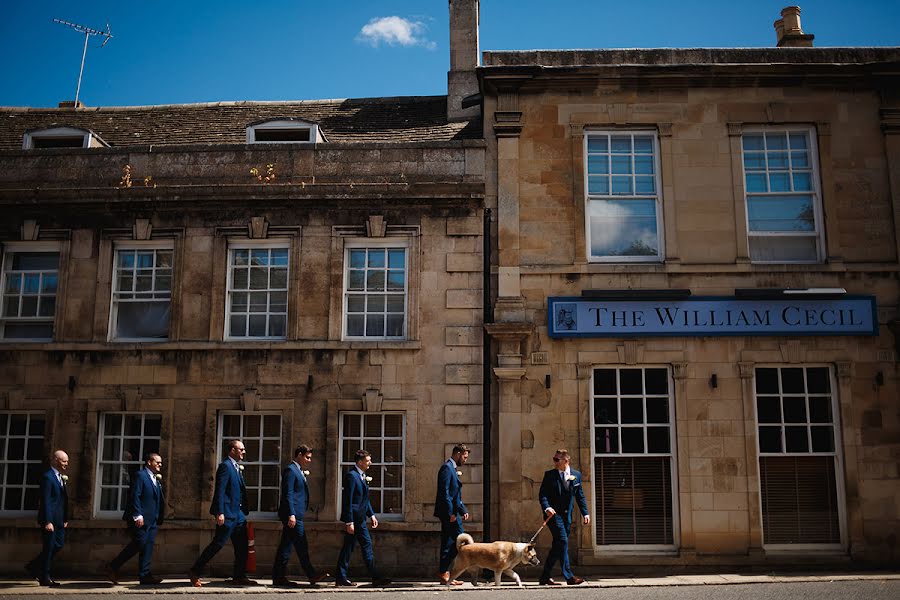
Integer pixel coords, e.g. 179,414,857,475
785,426,809,452
24,487,39,510
646,397,669,423
759,426,782,453
7,463,24,486
595,427,618,454
621,398,643,424
621,428,644,453
811,426,834,452
144,416,161,438
647,427,670,453
384,414,403,437
594,397,618,424
4,488,22,511
594,369,617,395
809,397,833,424
757,396,782,423
8,438,25,460
26,437,43,459
343,415,361,438
782,397,807,423
9,414,27,435
781,368,805,394
645,369,668,395
29,417,45,436
756,368,779,394
260,488,278,513
806,367,830,394
619,369,643,394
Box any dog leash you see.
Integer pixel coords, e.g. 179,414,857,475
528,513,554,545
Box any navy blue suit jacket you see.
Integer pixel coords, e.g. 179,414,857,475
539,468,589,526
210,459,249,522
277,462,309,523
37,469,68,528
434,461,467,519
339,468,373,524
123,468,164,527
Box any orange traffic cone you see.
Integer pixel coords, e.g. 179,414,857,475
246,522,257,573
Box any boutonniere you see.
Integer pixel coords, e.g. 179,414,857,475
238,464,244,472
566,475,576,482
364,476,373,483
303,470,310,476
456,470,463,477
61,475,68,483
155,474,163,483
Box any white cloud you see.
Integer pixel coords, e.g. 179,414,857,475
356,16,436,50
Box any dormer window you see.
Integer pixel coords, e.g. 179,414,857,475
246,119,325,144
22,127,108,150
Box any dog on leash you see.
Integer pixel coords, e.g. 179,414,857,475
447,533,540,587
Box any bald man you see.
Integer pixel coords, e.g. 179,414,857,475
25,450,70,587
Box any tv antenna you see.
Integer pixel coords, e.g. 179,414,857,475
52,18,113,106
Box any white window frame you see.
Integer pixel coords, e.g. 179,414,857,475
0,412,46,517
216,412,282,520
22,127,107,149
0,241,61,342
583,129,664,263
225,241,290,341
94,412,162,519
337,412,406,521
589,365,679,553
246,119,324,144
753,365,847,552
108,240,174,342
740,126,824,264
341,240,409,341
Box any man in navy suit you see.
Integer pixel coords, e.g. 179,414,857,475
538,449,590,586
189,439,255,587
25,450,69,587
105,453,165,585
335,449,391,587
271,444,328,587
434,443,470,585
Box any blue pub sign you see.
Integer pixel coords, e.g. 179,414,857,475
547,296,878,338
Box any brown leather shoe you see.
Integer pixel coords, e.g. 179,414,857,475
309,572,329,585
439,571,450,584
539,578,562,585
566,576,585,585
188,569,203,588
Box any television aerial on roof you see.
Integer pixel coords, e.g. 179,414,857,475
52,18,113,107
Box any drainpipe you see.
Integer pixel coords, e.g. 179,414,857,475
482,208,493,542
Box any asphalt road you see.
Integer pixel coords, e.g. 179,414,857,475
1,580,898,599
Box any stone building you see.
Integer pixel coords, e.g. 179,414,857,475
480,6,900,568
0,4,485,577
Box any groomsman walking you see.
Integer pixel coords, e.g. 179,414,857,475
271,444,329,587
335,450,391,587
189,439,256,587
105,453,165,585
538,449,590,586
434,444,469,585
25,450,69,587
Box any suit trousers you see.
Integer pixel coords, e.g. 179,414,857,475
191,520,248,579
541,514,574,581
438,517,464,573
335,521,379,581
110,523,157,577
27,527,65,581
272,519,317,579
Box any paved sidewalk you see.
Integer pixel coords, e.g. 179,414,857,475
1,572,898,594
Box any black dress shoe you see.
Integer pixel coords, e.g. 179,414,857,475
230,577,259,586
104,564,119,584
539,578,562,585
139,575,163,585
272,577,300,587
335,579,356,587
309,572,329,585
566,576,585,585
39,579,61,587
24,563,39,582
372,577,392,586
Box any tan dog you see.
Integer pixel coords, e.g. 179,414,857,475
448,533,540,587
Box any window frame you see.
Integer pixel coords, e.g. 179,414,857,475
22,126,107,149
752,364,847,552
0,412,46,517
583,129,665,263
246,119,323,144
0,241,61,342
216,411,282,520
341,240,410,341
740,125,824,264
94,412,163,519
337,411,406,521
589,365,679,552
108,240,174,342
224,240,291,341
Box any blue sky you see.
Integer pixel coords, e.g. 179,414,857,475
1,1,898,108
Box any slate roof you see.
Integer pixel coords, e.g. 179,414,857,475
0,96,481,150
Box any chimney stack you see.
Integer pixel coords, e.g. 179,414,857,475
774,6,814,47
447,0,480,122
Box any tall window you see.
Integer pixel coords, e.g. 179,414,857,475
0,413,45,514
343,246,407,339
1,250,59,340
592,367,675,547
585,131,663,261
226,246,289,339
96,413,162,516
741,127,822,263
339,413,405,518
110,246,172,340
755,366,843,546
218,413,281,515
